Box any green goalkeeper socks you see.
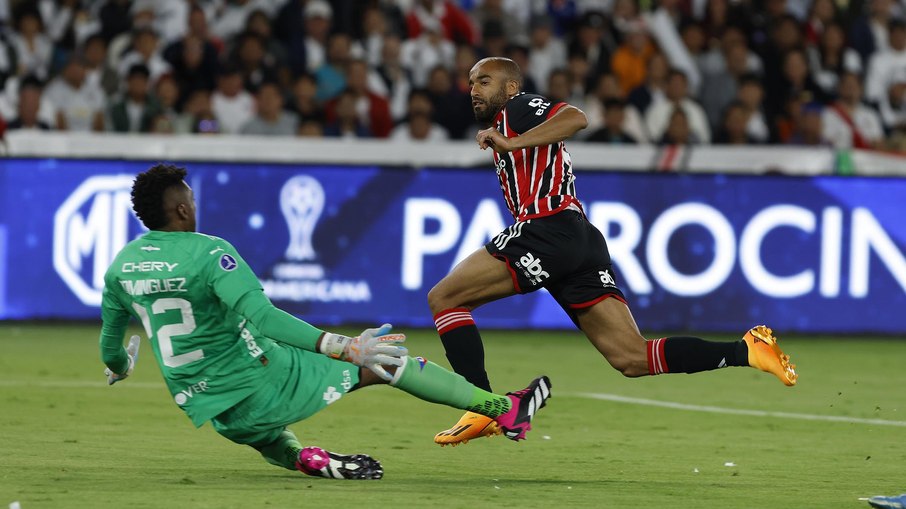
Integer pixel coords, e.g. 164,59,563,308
257,429,303,470
391,356,512,418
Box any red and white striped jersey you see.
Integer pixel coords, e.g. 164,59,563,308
491,92,583,221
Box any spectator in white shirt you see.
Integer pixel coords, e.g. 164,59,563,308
646,68,711,143
10,8,53,80
44,56,106,131
822,72,885,149
304,0,333,73
211,64,256,134
865,19,906,129
240,81,298,136
527,16,567,95
118,27,172,84
390,88,449,142
400,17,455,88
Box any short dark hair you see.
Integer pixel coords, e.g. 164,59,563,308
132,164,187,229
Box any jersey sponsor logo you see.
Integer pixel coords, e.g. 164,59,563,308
173,379,209,406
53,175,147,306
599,270,616,287
121,261,178,272
527,97,552,116
322,369,353,405
261,176,372,303
238,322,263,358
219,253,238,271
516,251,550,286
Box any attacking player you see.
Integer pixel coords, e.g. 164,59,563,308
100,164,552,479
430,57,797,447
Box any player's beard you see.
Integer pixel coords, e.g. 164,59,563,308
473,86,509,126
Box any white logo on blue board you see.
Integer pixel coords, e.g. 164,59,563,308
219,254,237,271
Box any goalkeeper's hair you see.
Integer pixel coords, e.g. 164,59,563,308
132,163,188,230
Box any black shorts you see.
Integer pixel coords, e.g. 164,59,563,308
485,210,626,326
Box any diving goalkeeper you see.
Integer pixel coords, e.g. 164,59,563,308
99,164,552,480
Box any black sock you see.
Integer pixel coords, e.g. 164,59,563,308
434,308,491,391
649,336,748,374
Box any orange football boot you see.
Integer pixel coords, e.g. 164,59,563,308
434,411,501,447
743,325,798,386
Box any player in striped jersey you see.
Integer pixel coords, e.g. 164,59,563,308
430,57,798,447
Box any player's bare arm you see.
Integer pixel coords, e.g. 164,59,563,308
476,105,588,153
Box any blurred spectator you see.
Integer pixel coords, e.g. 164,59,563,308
699,39,755,132
787,102,830,145
568,12,615,81
679,21,708,69
151,0,190,46
362,7,388,67
324,89,370,138
761,15,805,112
245,9,288,72
766,48,828,128
181,89,220,135
425,64,471,138
528,16,567,95
209,0,275,44
164,35,219,107
233,31,279,93
502,44,537,94
471,0,528,45
804,0,840,46
108,3,156,77
715,101,760,144
315,33,354,101
659,106,698,144
849,0,894,63
585,72,649,142
610,0,642,44
808,22,863,98
151,73,181,133
627,52,669,116
99,0,132,43
324,59,392,138
586,98,638,143
302,0,333,73
183,5,224,55
373,34,412,121
865,19,906,127
38,0,95,56
297,119,324,137
44,56,105,131
81,34,120,97
118,27,171,84
390,88,449,142
406,0,477,46
567,50,594,100
107,63,162,133
822,72,885,149
11,7,53,80
479,19,508,58
240,81,297,135
6,76,51,130
400,17,455,88
289,73,324,124
611,20,655,96
211,64,255,134
646,68,711,143
736,74,770,143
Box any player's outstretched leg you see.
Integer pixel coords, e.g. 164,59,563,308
434,411,501,447
295,446,384,480
494,376,552,441
743,325,798,386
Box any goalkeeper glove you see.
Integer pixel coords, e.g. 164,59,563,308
319,324,408,381
105,335,141,385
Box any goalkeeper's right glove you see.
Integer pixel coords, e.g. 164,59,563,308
105,335,141,385
319,324,408,381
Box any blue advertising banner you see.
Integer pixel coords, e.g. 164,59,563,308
1,158,904,334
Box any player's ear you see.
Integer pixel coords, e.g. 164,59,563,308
505,79,520,96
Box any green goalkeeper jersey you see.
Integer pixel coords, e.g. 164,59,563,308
100,230,282,427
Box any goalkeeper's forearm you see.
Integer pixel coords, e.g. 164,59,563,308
235,290,329,353
99,316,130,375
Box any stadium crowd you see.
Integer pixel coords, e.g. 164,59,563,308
0,0,903,151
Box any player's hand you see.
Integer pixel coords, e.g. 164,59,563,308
105,335,140,385
348,324,408,381
476,127,514,153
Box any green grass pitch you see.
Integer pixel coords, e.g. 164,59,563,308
1,323,904,508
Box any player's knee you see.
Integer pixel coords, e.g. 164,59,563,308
427,284,452,314
603,351,648,377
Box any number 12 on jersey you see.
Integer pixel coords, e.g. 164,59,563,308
132,298,203,368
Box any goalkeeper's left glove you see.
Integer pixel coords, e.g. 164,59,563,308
105,335,141,385
319,324,408,381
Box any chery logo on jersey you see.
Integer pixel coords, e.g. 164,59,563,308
54,175,147,306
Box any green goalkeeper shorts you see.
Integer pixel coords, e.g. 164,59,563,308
211,343,360,447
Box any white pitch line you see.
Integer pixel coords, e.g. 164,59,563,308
573,392,906,427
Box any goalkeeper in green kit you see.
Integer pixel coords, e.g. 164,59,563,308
100,164,552,480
